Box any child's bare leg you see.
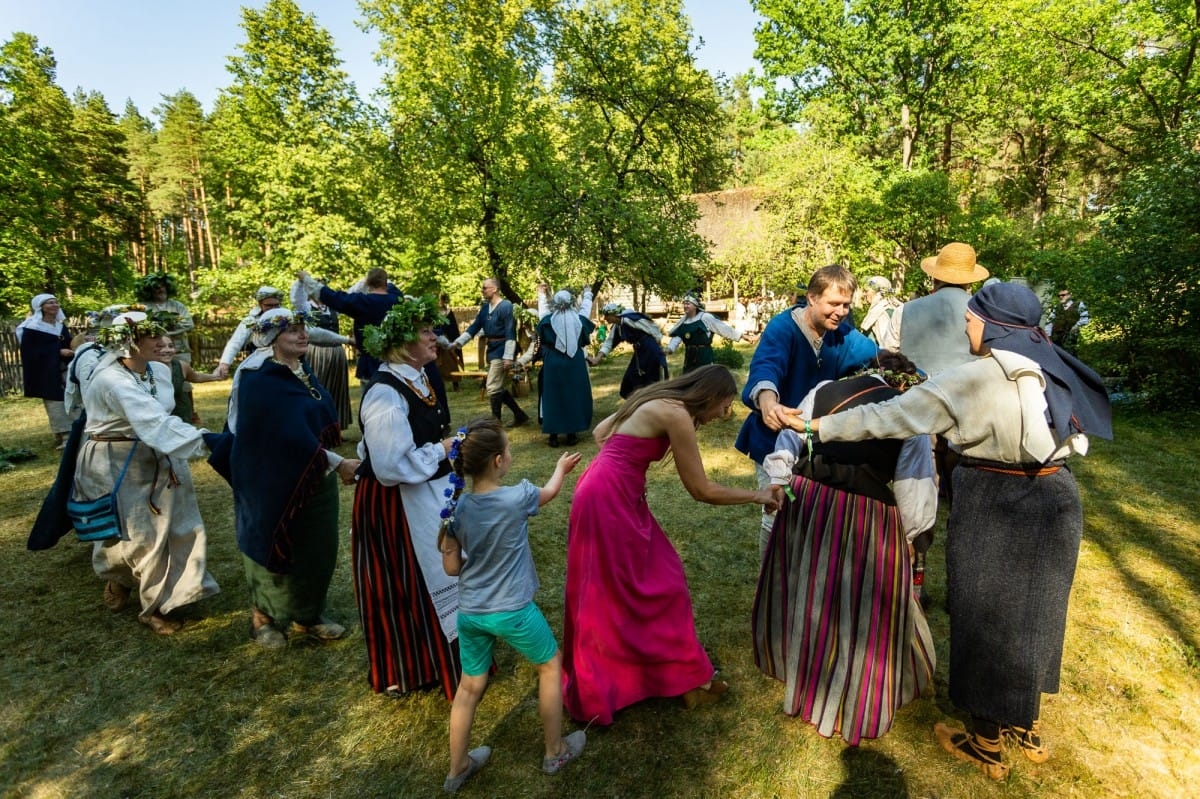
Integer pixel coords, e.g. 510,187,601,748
536,650,565,758
448,672,489,777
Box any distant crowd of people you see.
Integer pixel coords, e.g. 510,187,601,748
15,249,1110,789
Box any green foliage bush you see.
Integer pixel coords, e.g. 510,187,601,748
711,340,744,369
1076,127,1200,409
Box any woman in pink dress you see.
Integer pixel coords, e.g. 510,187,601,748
562,365,780,725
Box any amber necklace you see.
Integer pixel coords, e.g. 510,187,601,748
403,372,439,407
271,357,322,400
119,358,157,397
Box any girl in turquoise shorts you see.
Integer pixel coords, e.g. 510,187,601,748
438,417,587,793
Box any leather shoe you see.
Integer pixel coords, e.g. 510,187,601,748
140,613,183,635
292,618,346,640
103,581,131,612
682,679,729,709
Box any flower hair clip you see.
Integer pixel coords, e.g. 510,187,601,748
448,427,468,462
439,427,470,525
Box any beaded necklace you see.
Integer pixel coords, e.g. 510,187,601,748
119,359,157,397
271,357,322,400
403,373,439,407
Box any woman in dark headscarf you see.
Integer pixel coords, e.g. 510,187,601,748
226,308,360,648
796,281,1112,779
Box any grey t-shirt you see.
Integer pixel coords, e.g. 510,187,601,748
448,480,541,614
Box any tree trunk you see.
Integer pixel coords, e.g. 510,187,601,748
901,104,913,170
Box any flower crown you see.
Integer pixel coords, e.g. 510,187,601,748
863,366,925,391
96,317,167,348
250,310,312,335
362,294,447,358
135,272,179,300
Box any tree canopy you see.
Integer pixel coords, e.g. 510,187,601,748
2,0,1197,404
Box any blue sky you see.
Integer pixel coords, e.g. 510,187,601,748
1,0,762,116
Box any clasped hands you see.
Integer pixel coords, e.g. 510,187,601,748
756,393,808,433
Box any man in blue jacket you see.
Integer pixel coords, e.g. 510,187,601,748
736,264,877,557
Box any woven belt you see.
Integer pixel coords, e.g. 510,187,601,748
960,457,1065,477
90,435,138,442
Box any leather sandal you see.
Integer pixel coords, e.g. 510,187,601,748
935,722,1009,780
682,679,729,709
103,581,131,612
1002,721,1049,763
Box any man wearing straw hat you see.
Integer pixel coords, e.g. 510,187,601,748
879,242,989,377
880,242,990,603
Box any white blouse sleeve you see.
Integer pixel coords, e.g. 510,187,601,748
701,312,742,341
357,385,447,486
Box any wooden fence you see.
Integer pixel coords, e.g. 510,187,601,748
1,320,240,396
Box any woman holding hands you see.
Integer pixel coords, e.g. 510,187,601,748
562,365,780,725
791,282,1112,778
351,296,464,699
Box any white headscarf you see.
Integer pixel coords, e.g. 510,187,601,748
14,294,66,343
549,290,582,357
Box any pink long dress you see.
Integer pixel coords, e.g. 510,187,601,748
562,433,714,725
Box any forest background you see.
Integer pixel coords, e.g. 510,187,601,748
2,0,1198,407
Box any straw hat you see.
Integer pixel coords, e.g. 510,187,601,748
920,243,989,284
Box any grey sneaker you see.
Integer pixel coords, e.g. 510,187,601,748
444,746,491,794
543,730,586,775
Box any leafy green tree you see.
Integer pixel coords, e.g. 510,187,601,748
551,0,725,304
208,0,376,301
753,0,979,170
1078,128,1200,407
0,33,76,315
119,101,163,274
67,90,141,298
151,91,215,289
362,0,558,300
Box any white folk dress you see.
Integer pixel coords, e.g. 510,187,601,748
77,355,219,620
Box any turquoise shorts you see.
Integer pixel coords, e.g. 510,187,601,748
457,602,558,677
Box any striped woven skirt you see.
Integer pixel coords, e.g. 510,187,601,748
351,476,461,700
306,343,352,430
752,475,935,745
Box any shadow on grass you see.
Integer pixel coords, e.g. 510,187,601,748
831,748,908,798
1073,419,1200,660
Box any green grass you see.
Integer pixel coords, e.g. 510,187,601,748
1,348,1197,798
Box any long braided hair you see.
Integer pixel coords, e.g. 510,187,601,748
436,416,507,550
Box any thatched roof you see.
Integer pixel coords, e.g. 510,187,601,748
690,186,773,261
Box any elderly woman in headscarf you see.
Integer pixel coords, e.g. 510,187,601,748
521,288,596,447
213,286,286,379
665,293,755,374
16,293,76,448
76,312,219,635
794,281,1112,779
859,276,903,345
351,296,465,699
216,308,361,648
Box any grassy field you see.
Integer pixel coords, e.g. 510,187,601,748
1,349,1197,798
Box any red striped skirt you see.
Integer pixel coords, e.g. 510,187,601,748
351,475,461,700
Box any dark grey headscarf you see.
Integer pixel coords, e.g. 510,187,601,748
967,282,1112,445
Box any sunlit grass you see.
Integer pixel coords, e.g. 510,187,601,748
1,349,1197,797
